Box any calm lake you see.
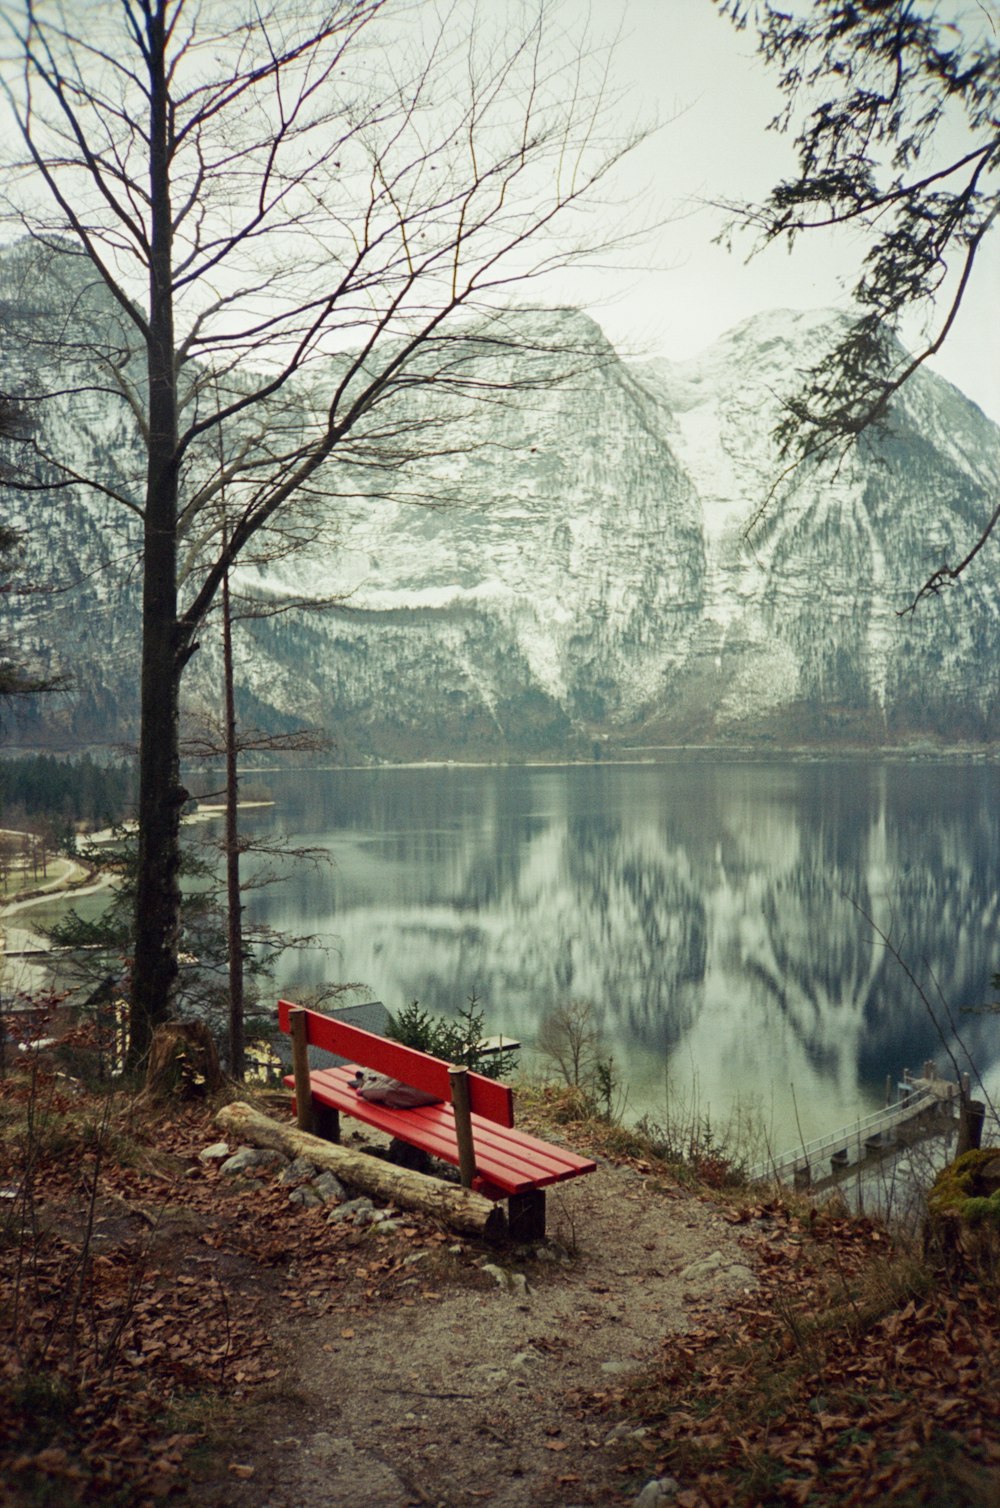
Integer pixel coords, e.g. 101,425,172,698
212,760,999,1153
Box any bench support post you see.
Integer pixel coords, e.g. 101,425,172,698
448,1066,477,1188
289,1008,314,1134
314,1102,341,1143
507,1190,546,1242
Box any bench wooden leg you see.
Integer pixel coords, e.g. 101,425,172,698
507,1190,545,1242
313,1103,340,1143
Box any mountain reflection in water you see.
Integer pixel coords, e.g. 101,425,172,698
222,762,1000,1150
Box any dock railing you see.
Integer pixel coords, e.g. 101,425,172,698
749,1075,954,1185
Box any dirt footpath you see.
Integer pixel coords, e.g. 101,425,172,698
186,1153,758,1508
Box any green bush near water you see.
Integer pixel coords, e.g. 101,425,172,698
387,993,517,1081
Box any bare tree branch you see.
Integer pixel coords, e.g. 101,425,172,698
716,0,999,598
0,0,647,1055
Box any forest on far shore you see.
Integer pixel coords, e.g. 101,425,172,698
0,753,135,834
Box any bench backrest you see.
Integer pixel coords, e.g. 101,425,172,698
277,1000,514,1128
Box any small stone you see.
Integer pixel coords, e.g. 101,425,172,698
605,1422,649,1445
312,1171,346,1203
220,1147,287,1176
278,1156,319,1184
632,1476,679,1507
679,1250,724,1283
199,1141,230,1163
481,1263,531,1297
327,1197,375,1226
373,1218,405,1234
403,1251,429,1267
288,1185,324,1209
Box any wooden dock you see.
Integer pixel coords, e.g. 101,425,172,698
750,1063,961,1187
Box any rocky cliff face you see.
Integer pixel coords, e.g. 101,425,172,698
2,260,998,756
637,308,1000,746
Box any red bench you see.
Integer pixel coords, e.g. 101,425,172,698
278,1000,596,1240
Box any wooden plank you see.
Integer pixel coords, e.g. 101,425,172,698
296,1073,537,1191
306,1060,591,1180
277,999,514,1127
289,1008,314,1133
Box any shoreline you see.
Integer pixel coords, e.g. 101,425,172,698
186,745,1000,775
0,797,278,969
0,843,107,918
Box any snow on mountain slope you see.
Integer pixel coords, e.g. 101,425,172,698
637,308,1000,744
2,265,998,756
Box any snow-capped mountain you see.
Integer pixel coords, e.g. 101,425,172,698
636,309,1000,746
2,251,998,757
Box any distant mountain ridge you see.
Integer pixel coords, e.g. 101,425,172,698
2,249,998,758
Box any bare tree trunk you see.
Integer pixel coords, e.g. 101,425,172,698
141,1020,225,1103
222,563,246,1080
4,0,640,1079
129,2,183,1070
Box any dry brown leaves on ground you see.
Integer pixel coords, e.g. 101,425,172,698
615,1200,1000,1507
0,1066,453,1506
4,1060,1000,1508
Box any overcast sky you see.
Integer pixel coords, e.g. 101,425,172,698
1,0,993,418
552,0,1000,423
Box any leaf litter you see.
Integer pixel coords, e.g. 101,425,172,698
2,1067,999,1506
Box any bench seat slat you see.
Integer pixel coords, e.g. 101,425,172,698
302,1066,595,1191
308,1061,587,1179
287,1065,596,1196
291,1072,538,1192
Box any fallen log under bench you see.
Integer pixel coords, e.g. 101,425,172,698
216,1100,508,1241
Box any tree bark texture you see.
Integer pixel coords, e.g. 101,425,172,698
141,1020,225,1104
130,0,184,1069
222,563,245,1079
216,1101,508,1242
5,0,635,1080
